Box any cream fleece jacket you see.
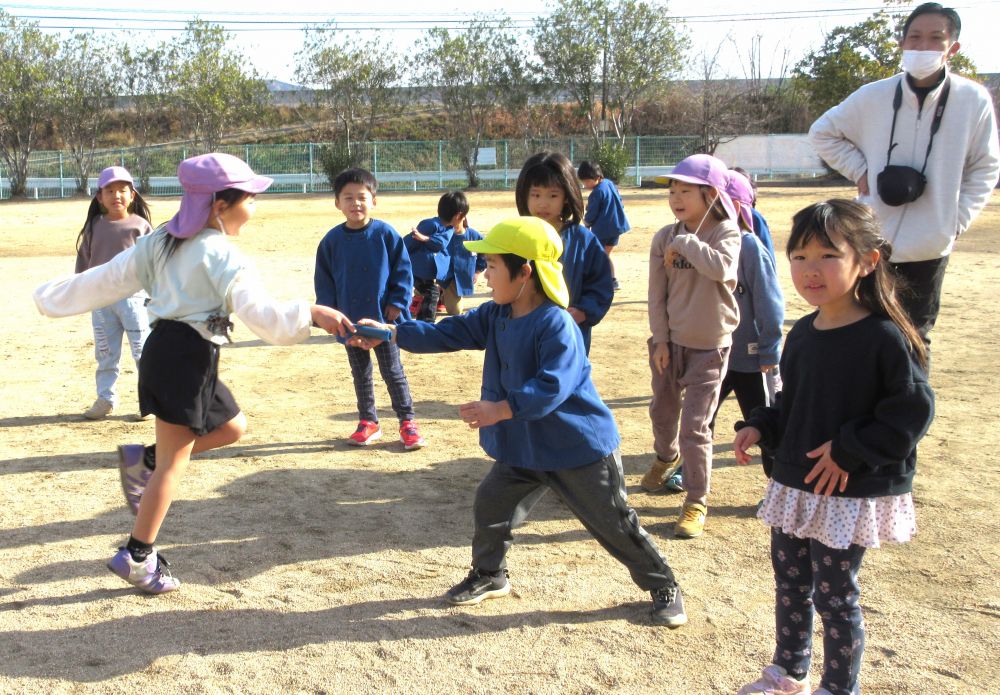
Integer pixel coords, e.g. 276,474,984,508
648,218,740,350
809,69,999,263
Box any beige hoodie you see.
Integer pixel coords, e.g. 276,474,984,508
648,218,741,350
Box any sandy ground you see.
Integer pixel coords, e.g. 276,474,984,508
1,186,997,694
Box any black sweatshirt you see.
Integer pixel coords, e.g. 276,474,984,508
746,312,934,498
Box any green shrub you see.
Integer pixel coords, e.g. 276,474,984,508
318,141,360,188
589,139,630,183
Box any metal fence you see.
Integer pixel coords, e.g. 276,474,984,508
0,135,826,200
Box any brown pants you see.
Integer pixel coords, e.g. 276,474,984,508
440,282,464,315
648,340,729,506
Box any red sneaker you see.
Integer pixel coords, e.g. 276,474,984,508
399,420,426,450
348,420,382,446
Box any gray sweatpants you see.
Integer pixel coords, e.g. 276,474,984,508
470,450,677,591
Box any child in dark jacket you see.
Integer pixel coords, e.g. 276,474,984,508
734,200,934,695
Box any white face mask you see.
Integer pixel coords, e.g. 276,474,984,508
901,50,945,80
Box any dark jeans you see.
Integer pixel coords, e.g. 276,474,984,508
413,278,441,323
345,341,414,422
891,256,949,352
470,451,677,592
771,528,866,695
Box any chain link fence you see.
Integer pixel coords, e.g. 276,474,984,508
1,135,825,200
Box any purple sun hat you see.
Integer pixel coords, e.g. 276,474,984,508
725,169,755,231
97,166,134,190
166,153,273,239
654,154,737,222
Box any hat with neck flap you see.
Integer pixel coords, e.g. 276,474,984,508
464,216,569,309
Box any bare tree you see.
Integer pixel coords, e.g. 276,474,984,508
119,43,177,192
416,14,534,188
294,27,403,172
52,32,116,194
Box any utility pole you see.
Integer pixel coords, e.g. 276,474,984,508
600,9,609,136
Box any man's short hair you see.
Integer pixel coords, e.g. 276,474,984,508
903,3,961,41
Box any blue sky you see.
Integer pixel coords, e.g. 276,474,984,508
4,0,997,82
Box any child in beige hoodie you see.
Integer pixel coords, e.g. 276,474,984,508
642,154,741,539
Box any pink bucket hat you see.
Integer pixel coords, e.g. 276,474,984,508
166,153,273,239
654,154,737,222
97,166,134,190
725,170,755,231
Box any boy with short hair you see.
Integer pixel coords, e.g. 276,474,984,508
405,191,467,322
354,216,686,627
314,167,425,450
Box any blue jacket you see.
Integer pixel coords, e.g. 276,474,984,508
396,300,620,469
561,223,614,354
730,231,784,373
751,208,777,265
443,227,486,297
404,217,454,282
314,219,412,323
583,178,631,244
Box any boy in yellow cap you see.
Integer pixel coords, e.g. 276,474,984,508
355,216,686,626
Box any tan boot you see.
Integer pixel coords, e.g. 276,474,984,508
640,455,680,493
675,502,707,538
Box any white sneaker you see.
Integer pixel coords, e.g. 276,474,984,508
83,398,114,420
737,665,810,695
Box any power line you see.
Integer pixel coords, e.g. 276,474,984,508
2,3,957,33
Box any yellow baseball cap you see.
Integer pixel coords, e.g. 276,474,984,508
464,216,569,308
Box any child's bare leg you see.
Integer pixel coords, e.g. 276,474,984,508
604,245,616,279
132,413,246,543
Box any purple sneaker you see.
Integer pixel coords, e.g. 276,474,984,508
117,444,152,515
107,547,181,594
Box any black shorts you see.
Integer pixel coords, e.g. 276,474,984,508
138,319,240,435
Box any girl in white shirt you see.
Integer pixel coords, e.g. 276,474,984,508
35,153,353,594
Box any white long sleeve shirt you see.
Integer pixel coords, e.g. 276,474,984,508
35,228,312,346
808,70,999,263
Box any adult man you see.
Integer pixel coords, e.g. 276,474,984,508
808,2,999,347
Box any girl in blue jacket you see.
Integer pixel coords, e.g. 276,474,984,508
516,151,613,355
354,216,686,628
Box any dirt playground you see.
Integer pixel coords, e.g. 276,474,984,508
0,185,996,694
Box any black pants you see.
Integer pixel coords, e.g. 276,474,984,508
709,369,775,476
470,451,677,591
891,256,949,352
413,278,441,323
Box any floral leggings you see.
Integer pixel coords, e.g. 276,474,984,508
771,528,867,695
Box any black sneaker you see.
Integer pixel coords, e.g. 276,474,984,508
446,568,511,605
650,585,687,627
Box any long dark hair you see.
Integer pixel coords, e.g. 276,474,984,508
788,199,928,369
75,184,152,254
157,188,249,262
515,151,584,228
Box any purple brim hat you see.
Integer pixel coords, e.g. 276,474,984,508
166,153,273,239
97,166,134,190
654,154,737,222
725,170,755,231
